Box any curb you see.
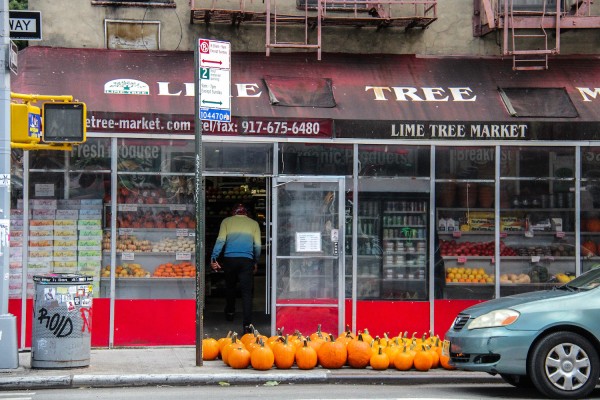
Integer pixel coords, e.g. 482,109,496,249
0,371,501,390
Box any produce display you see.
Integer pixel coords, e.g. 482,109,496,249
203,325,455,372
101,263,151,278
445,267,494,284
153,261,196,278
117,209,196,229
440,240,517,256
102,233,195,253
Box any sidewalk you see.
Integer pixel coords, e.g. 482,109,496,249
0,347,502,390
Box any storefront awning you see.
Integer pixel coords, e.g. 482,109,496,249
11,46,600,141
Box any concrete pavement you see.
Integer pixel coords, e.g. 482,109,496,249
0,347,502,390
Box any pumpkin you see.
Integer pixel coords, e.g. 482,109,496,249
393,346,414,371
428,345,440,368
370,346,390,371
251,340,274,370
317,334,348,369
413,345,434,371
306,336,325,353
202,336,220,361
217,331,233,358
272,335,296,369
309,324,329,342
439,352,455,370
222,334,245,366
295,340,318,370
383,341,401,363
240,325,257,347
359,328,374,344
347,334,372,369
228,347,251,369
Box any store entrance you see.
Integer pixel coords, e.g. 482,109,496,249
203,176,270,338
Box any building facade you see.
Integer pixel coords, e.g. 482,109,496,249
7,0,600,347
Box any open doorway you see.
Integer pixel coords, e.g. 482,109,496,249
203,176,270,337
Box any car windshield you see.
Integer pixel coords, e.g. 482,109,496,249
561,268,600,291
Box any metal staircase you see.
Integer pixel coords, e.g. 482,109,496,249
190,0,437,59
502,0,560,70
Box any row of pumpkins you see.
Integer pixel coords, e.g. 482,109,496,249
201,325,455,371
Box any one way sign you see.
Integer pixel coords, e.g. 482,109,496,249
9,10,42,40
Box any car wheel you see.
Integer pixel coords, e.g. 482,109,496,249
500,374,533,388
529,332,600,399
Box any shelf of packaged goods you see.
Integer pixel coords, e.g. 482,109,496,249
383,211,427,214
384,237,426,241
382,278,426,282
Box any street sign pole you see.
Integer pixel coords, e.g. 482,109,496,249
0,0,19,369
194,39,205,367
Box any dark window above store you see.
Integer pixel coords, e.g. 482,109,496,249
264,76,336,107
498,87,578,118
92,0,175,7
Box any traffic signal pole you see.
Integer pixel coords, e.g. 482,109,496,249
0,0,19,369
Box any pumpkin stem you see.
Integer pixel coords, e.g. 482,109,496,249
226,331,232,338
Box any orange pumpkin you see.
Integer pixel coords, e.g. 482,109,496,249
295,340,318,370
347,334,372,369
413,345,434,371
272,335,296,369
221,334,245,366
251,340,274,370
393,346,414,371
202,337,220,361
317,334,348,369
370,346,390,371
228,347,251,369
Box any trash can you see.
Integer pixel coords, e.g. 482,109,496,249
31,273,94,368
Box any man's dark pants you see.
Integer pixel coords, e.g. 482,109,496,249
222,256,254,330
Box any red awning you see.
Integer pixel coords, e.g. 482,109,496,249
11,47,600,140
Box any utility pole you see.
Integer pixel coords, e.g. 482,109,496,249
0,0,19,369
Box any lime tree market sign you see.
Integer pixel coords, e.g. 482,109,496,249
9,10,42,40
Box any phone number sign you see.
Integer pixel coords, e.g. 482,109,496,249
198,39,231,122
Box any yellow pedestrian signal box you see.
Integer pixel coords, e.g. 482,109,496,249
10,102,42,144
42,102,87,144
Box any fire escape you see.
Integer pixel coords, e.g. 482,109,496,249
190,0,437,60
474,0,600,70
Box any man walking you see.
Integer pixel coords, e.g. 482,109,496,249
210,203,261,333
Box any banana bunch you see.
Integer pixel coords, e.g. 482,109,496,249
555,273,575,283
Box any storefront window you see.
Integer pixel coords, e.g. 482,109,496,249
205,142,272,174
580,147,600,274
500,146,575,296
278,143,352,176
350,145,431,301
112,138,196,299
435,147,496,301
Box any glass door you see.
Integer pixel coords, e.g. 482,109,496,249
272,177,345,337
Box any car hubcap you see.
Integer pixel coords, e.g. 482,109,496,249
545,342,591,391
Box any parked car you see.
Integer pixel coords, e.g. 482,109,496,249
444,267,600,399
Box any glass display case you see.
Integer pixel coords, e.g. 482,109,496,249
352,196,429,301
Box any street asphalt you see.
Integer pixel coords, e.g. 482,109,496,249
0,347,502,390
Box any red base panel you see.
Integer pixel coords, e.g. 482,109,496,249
347,300,430,339
10,298,485,347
